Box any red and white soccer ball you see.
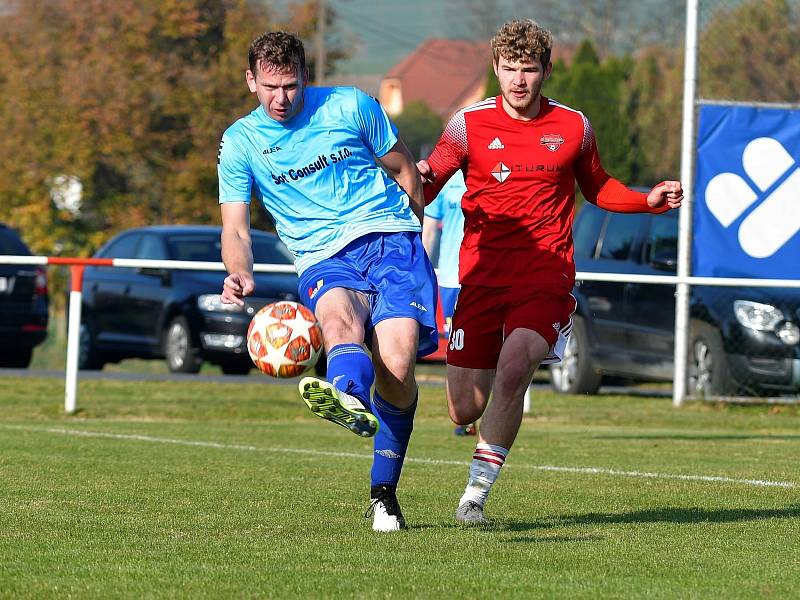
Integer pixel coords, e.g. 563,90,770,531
247,300,323,378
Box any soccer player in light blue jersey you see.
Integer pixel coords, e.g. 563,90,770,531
217,31,438,532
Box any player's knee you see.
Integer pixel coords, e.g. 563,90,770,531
319,314,362,345
375,352,415,385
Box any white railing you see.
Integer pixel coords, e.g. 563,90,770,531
3,255,798,412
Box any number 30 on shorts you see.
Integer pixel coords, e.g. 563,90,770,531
449,328,465,351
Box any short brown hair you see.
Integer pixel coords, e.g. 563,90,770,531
248,31,306,75
491,19,552,68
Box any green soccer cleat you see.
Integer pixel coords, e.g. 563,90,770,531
299,376,379,438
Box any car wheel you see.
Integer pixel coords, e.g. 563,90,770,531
687,320,735,397
549,315,602,395
220,361,252,376
0,347,33,368
164,316,202,374
78,322,104,370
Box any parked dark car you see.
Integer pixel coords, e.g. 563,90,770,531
0,223,49,368
549,203,800,397
78,225,302,374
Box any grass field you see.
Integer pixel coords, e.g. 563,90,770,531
2,374,799,598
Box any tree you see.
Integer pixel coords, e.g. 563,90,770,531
622,45,683,185
699,0,800,103
393,101,443,160
545,40,635,182
0,0,346,262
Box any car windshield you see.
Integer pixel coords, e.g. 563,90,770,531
166,233,293,265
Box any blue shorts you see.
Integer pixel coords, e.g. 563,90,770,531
298,231,439,357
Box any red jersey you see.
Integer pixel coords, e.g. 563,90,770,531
425,95,665,290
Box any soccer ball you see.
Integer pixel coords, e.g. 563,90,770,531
247,300,323,378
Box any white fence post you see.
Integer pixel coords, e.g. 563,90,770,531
673,0,700,407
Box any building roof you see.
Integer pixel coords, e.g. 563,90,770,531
381,38,490,118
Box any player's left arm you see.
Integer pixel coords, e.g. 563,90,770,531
575,118,683,213
376,139,426,223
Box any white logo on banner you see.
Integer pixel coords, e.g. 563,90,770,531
704,137,800,258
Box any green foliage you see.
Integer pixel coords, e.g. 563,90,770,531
545,40,635,182
699,0,800,103
485,61,499,97
392,100,443,160
622,46,683,184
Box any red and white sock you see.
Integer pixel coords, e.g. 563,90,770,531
458,443,508,508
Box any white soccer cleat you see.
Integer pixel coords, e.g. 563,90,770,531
366,485,406,532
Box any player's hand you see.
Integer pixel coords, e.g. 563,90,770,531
416,159,435,184
221,272,255,306
647,180,683,210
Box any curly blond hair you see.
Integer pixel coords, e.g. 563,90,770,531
491,19,552,67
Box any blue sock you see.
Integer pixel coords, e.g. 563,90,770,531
370,390,417,488
325,343,374,405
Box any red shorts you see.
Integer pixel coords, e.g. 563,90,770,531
447,284,576,369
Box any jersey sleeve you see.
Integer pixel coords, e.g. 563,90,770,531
217,131,253,204
574,115,667,214
424,109,468,204
353,88,399,158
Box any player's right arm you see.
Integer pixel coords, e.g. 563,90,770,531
218,131,256,305
220,203,255,305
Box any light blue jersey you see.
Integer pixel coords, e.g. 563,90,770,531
424,170,465,288
218,87,420,274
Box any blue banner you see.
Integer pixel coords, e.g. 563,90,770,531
694,104,800,278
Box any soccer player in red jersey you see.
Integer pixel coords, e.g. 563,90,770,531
418,19,683,525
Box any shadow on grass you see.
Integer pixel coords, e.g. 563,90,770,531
502,504,800,533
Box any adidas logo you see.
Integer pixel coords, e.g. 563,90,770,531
488,137,504,150
409,301,427,312
704,137,800,258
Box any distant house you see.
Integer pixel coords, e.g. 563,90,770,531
379,39,489,119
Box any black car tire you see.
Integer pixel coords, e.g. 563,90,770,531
0,347,33,368
549,315,602,395
78,322,105,370
687,320,735,397
164,316,202,374
220,361,252,376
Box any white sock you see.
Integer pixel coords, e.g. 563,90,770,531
459,443,508,508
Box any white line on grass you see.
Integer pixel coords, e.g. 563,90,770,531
3,424,797,489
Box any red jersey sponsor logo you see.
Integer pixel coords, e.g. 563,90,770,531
540,134,564,152
491,162,511,183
